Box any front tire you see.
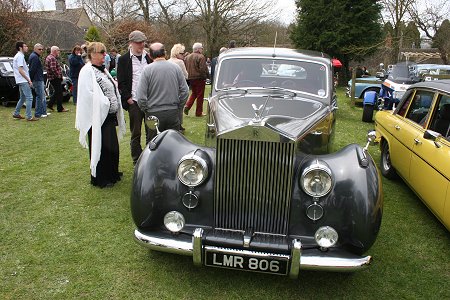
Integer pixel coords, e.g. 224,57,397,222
362,104,374,122
381,141,396,179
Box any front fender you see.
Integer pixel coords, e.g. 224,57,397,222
131,130,215,229
290,144,383,254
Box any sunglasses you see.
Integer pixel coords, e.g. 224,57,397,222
37,48,43,51
97,50,106,54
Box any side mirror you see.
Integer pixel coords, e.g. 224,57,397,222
423,130,440,141
364,130,377,152
145,115,160,134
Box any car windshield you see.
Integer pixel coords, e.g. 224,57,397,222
0,61,14,76
215,58,329,98
387,63,418,82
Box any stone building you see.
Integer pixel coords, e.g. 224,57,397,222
28,0,93,52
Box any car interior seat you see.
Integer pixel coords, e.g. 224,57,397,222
433,103,450,137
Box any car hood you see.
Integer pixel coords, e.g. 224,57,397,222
210,92,330,141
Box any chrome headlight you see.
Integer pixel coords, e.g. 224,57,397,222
164,211,185,232
300,160,333,197
177,153,209,187
315,226,338,248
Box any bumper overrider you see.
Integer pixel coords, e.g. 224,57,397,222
134,228,371,277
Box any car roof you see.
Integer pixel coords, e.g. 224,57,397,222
0,57,14,61
409,80,450,93
219,47,331,64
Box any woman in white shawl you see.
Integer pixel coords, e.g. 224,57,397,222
75,42,126,188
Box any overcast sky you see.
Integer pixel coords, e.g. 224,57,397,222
30,0,298,24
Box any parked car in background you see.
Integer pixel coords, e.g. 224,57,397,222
346,76,382,100
0,57,19,106
45,64,72,103
417,64,450,81
131,47,383,277
374,80,450,231
362,62,421,122
0,56,72,106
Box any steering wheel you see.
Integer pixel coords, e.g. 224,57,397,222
233,80,258,87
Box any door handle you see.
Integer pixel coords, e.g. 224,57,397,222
394,125,400,130
414,138,422,145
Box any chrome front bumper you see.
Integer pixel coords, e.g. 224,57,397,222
134,228,372,277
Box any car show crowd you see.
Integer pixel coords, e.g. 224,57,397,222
8,31,236,189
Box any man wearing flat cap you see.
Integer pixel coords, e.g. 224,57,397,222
117,30,153,165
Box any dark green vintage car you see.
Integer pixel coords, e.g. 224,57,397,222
131,48,383,277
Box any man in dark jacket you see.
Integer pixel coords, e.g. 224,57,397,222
29,43,48,118
117,30,152,165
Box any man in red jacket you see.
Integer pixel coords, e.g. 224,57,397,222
184,42,209,117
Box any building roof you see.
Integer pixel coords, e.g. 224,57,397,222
31,8,85,27
27,6,92,51
27,17,86,51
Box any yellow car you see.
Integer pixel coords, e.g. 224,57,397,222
375,80,450,231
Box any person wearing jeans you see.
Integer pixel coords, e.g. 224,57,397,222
12,41,38,121
33,80,47,117
29,43,47,117
68,45,84,105
14,82,34,120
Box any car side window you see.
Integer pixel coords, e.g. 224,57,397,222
428,94,450,140
404,90,434,125
396,90,414,117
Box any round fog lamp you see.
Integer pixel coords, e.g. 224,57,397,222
164,211,185,232
314,226,338,248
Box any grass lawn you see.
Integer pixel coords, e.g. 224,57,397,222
1,87,449,299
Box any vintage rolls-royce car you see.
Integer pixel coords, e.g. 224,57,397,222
375,80,450,231
131,48,383,277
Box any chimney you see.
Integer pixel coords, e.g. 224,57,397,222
55,0,66,12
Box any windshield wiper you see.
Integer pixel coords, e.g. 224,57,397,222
218,87,248,94
261,87,297,97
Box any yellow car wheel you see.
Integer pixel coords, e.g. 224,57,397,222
381,141,397,179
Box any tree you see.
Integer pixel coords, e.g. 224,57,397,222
85,26,102,42
403,21,420,49
379,0,415,61
290,0,382,82
105,20,159,53
81,0,139,31
0,0,30,55
432,19,450,64
192,0,277,57
407,0,450,64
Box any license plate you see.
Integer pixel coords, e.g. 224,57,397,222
204,248,289,275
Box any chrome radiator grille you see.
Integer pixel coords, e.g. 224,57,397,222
214,138,295,235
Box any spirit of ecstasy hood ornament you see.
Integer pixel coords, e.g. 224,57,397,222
252,95,271,122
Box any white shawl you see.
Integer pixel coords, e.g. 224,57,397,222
75,62,126,177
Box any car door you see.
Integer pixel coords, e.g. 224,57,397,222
409,92,450,226
385,89,421,181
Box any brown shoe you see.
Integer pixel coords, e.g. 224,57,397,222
183,107,189,115
27,117,39,121
58,108,69,112
13,114,25,120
